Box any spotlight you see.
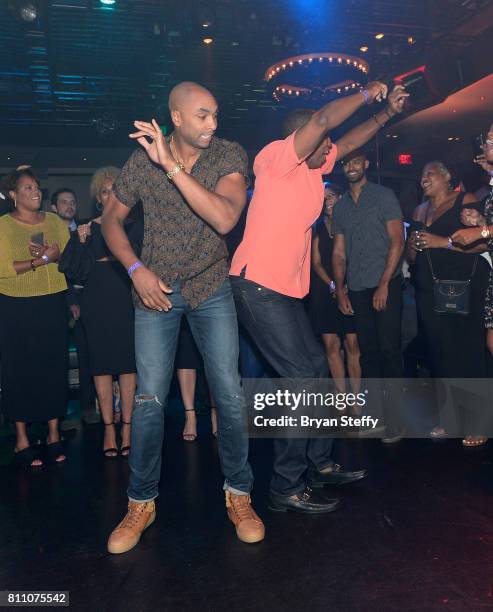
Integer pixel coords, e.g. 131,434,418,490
203,37,213,45
375,33,385,40
360,46,368,53
18,2,38,22
99,0,116,5
407,36,415,44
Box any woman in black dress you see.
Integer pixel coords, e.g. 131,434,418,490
452,123,493,358
77,167,137,457
407,160,490,445
176,318,217,441
309,183,361,395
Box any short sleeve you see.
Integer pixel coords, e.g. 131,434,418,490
0,226,16,279
380,188,403,222
331,202,345,235
253,132,303,180
113,150,144,209
218,141,249,183
320,143,338,176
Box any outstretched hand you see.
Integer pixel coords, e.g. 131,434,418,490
386,85,409,116
130,119,174,168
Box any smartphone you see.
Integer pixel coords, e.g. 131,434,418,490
472,134,485,158
31,232,44,245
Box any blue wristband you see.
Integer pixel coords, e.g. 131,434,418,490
127,261,143,277
41,254,50,263
361,89,370,104
447,237,453,250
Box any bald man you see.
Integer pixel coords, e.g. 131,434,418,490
102,82,264,553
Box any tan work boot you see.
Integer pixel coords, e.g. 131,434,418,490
225,491,265,544
107,500,156,554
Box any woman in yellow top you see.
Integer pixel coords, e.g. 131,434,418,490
0,168,70,468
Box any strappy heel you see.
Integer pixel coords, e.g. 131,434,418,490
120,421,131,457
183,408,197,442
103,421,118,459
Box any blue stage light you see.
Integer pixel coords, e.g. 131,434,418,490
100,0,116,6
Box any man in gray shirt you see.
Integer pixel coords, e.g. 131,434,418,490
332,150,404,440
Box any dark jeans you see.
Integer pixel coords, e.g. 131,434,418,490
231,275,334,497
349,275,403,430
128,279,253,502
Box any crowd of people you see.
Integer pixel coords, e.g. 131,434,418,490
1,78,492,552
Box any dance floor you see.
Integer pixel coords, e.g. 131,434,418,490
2,396,493,611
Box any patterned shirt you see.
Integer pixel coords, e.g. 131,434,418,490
332,181,403,291
113,135,249,309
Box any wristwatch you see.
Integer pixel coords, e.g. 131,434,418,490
480,225,491,239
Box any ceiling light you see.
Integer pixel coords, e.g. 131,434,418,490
448,137,454,141
18,2,38,22
99,0,116,5
375,33,385,40
360,46,368,53
203,37,213,45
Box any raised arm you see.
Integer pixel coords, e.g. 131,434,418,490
335,86,408,161
293,82,388,161
131,120,247,235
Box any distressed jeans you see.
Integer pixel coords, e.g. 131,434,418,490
127,278,253,502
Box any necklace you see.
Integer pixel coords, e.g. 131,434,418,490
169,135,182,165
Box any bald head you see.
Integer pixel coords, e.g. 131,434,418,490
168,81,219,150
168,82,215,113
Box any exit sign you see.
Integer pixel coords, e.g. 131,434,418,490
398,153,413,166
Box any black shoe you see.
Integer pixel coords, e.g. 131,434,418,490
268,486,341,514
307,464,367,487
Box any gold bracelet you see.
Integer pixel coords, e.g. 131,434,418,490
166,162,184,181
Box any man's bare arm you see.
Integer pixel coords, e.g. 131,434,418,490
335,86,409,161
293,82,388,161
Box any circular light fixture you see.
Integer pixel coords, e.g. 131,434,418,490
360,46,369,53
375,33,385,40
265,52,369,103
203,37,213,45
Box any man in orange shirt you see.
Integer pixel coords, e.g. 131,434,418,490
230,82,407,513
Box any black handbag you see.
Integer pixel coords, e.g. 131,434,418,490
58,231,95,283
426,250,477,316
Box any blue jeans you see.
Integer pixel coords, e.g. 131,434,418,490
128,279,253,502
231,275,335,496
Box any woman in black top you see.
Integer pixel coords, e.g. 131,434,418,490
77,167,138,457
309,183,361,395
452,124,493,357
407,160,490,445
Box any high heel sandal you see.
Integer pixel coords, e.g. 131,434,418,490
120,421,131,457
183,409,197,442
103,422,118,459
